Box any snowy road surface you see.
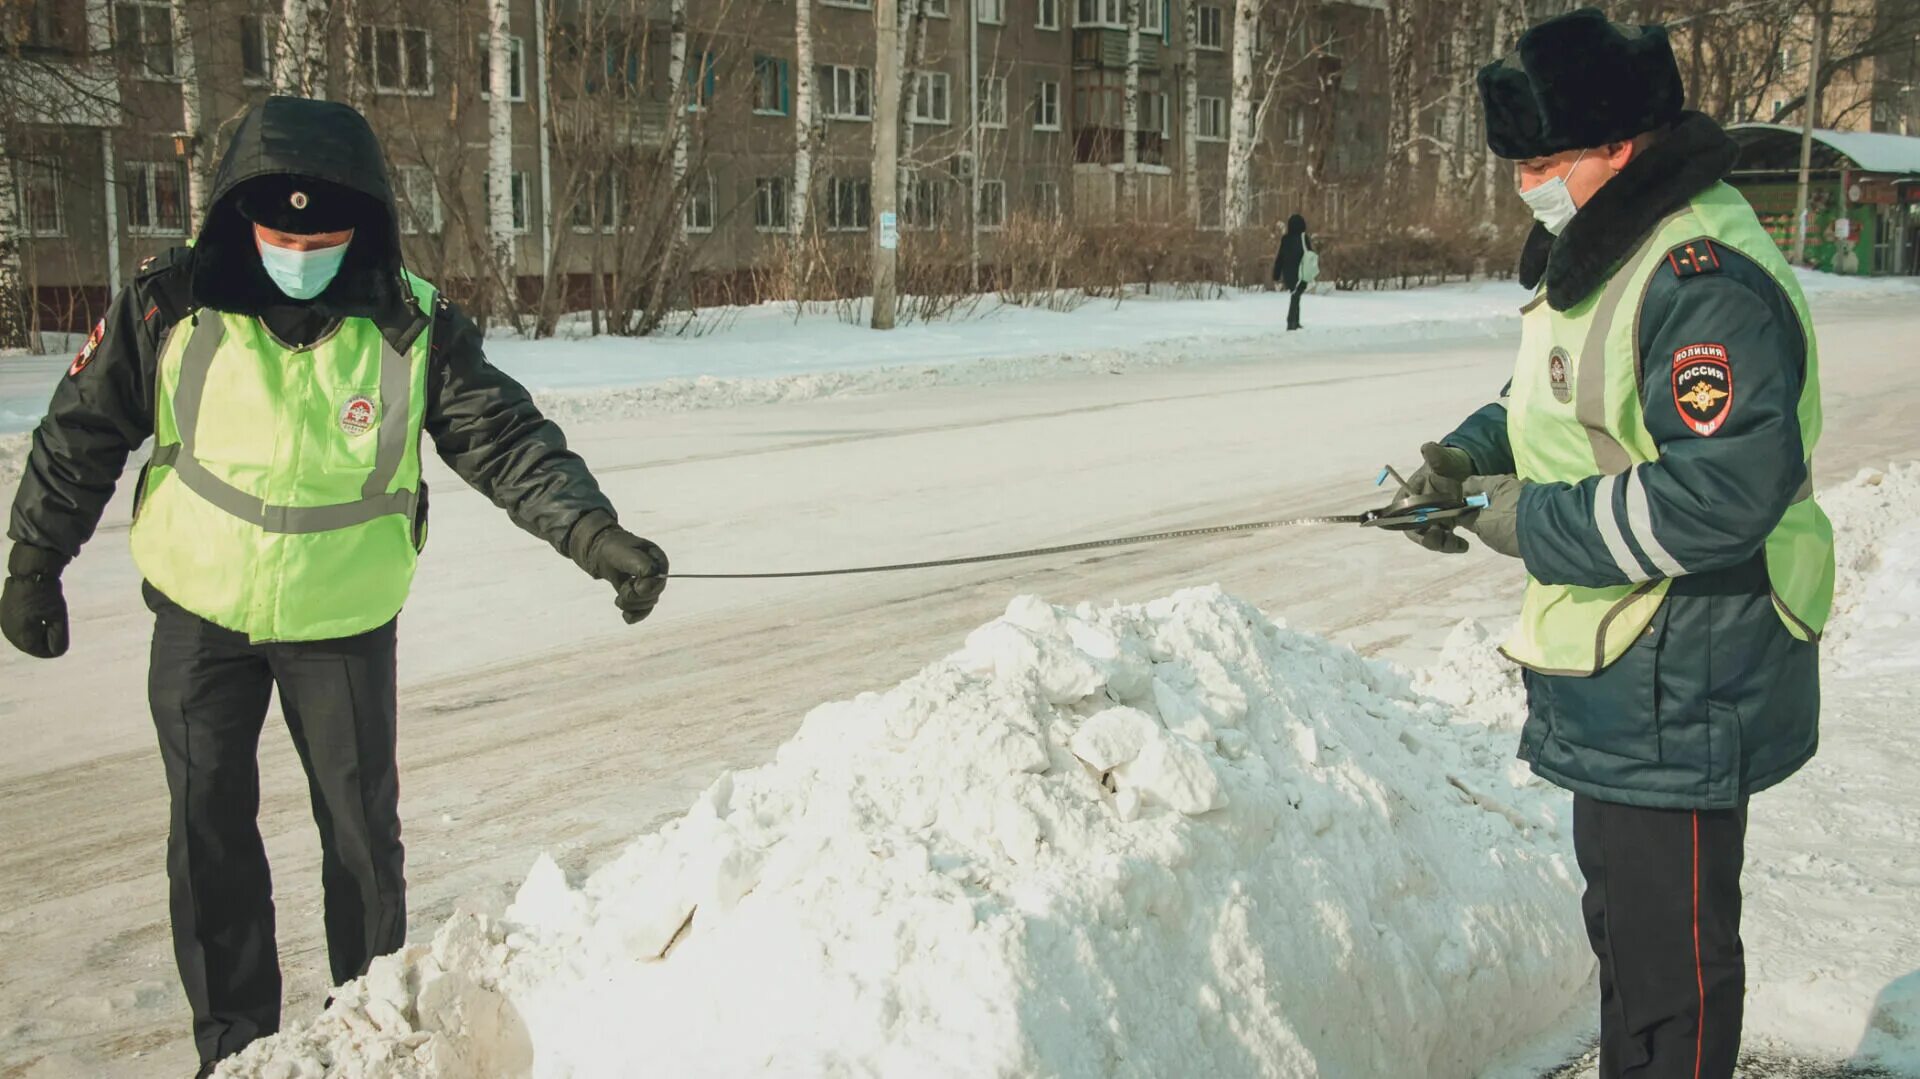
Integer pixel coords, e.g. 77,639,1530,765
3,289,1918,1076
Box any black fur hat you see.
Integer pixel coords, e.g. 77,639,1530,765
234,173,381,233
1478,8,1685,160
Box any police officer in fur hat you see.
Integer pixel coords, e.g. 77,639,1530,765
1399,10,1832,1076
2,97,667,1075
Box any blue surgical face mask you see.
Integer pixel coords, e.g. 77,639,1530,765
1518,150,1590,236
258,235,350,300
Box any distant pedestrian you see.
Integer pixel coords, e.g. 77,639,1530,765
1272,214,1313,331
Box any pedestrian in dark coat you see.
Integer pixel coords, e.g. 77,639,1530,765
1272,214,1311,330
0,97,669,1077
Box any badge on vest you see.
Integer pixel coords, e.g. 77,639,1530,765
1547,347,1572,403
339,395,377,436
1672,343,1732,436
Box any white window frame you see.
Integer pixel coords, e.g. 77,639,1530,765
1143,90,1168,138
978,75,1007,128
683,173,716,233
1037,0,1060,30
820,64,873,120
976,0,1005,23
240,12,276,86
979,179,1006,230
1074,0,1159,32
827,175,871,231
1198,95,1226,141
395,165,443,235
361,24,434,96
1197,4,1224,50
752,54,790,115
755,176,790,231
569,171,623,234
124,160,188,235
476,34,527,102
484,171,532,233
22,161,65,237
821,0,873,9
1285,103,1306,145
115,0,176,80
912,70,952,125
1033,180,1061,220
1033,79,1061,130
924,0,949,16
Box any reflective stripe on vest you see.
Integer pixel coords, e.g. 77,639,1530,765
147,315,420,533
1499,183,1832,676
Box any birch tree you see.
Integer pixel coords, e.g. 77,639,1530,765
487,0,516,324
640,0,688,331
1385,0,1418,189
1182,0,1200,222
791,0,815,247
0,128,31,351
1123,0,1142,207
1225,0,1258,277
171,0,208,227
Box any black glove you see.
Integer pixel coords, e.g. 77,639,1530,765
567,511,669,625
1460,475,1525,558
2,544,72,659
1403,442,1474,555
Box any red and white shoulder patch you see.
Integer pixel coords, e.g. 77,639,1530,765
68,319,106,377
1672,342,1733,436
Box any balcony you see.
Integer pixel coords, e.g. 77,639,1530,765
1073,126,1167,167
1073,29,1161,72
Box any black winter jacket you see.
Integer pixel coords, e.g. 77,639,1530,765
8,97,614,572
1272,215,1310,289
1443,113,1818,810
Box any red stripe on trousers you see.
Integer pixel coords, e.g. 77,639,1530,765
1693,810,1705,1079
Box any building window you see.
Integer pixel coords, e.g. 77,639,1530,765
482,171,531,233
1033,79,1061,129
977,0,1005,23
115,1,176,78
1033,180,1061,219
979,179,1006,229
1285,103,1306,145
978,75,1007,127
925,0,949,14
905,175,948,229
753,55,792,114
1197,4,1223,49
1037,0,1059,29
1771,99,1786,120
240,13,275,85
1075,0,1159,32
22,161,64,236
475,34,526,101
360,25,433,94
755,176,789,231
570,171,623,233
24,0,79,54
395,166,442,235
1198,95,1226,140
686,50,716,110
827,175,871,231
820,64,873,119
913,71,951,124
683,174,714,232
124,161,188,234
1142,90,1168,137
822,0,872,8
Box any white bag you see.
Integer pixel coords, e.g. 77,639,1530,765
1298,237,1320,285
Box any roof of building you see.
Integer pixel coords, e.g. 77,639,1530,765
1727,123,1920,176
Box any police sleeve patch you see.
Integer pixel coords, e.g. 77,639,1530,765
69,319,106,377
1672,342,1733,436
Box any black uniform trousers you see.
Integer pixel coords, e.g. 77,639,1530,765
1286,282,1306,330
144,583,407,1069
1573,794,1748,1079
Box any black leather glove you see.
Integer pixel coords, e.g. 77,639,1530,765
1460,475,1525,559
2,544,72,659
567,511,669,625
1403,442,1473,555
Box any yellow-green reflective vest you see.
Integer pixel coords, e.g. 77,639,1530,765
130,276,435,642
1500,183,1834,676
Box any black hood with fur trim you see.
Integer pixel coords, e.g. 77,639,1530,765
192,96,419,335
1517,111,1739,312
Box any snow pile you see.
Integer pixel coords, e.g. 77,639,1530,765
217,587,1589,1079
1813,462,1920,661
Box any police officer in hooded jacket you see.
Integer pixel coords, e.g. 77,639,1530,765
1400,12,1832,1077
1,97,667,1074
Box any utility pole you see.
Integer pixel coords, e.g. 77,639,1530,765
873,0,900,329
968,0,981,291
1791,0,1829,266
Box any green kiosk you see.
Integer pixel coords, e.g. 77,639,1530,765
1726,122,1920,276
